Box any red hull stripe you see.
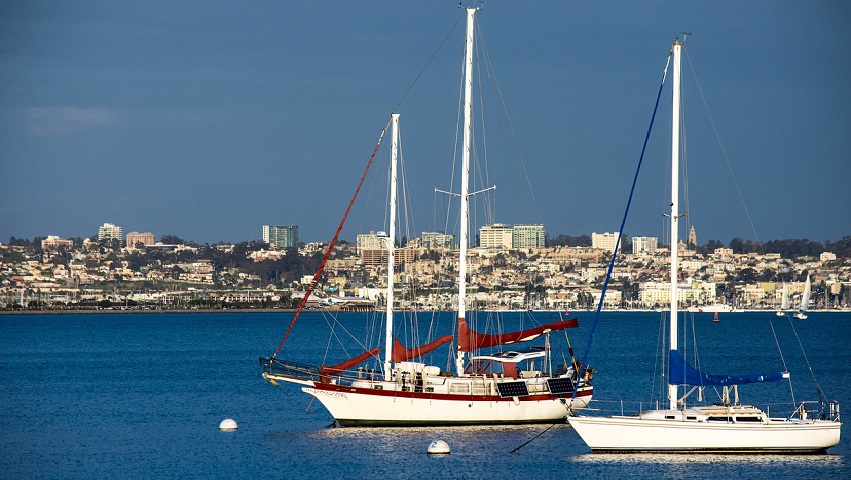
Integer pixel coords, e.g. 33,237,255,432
312,382,593,402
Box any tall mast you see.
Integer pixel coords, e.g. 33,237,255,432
668,39,682,411
455,7,476,376
384,113,399,380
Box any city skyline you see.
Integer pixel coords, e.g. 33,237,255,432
2,2,849,245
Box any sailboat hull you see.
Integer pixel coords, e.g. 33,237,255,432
306,382,593,427
568,415,841,453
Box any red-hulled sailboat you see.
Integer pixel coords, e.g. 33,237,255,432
259,8,592,426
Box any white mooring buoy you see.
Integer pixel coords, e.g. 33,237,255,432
427,439,450,454
219,418,238,430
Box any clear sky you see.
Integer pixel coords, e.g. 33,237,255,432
2,1,849,246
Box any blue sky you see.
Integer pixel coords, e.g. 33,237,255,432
1,1,849,246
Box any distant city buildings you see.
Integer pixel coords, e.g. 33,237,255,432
97,223,123,243
356,231,388,254
421,232,456,250
512,225,546,249
821,252,838,262
688,225,697,248
2,226,850,312
592,232,623,253
41,235,73,250
126,232,155,249
632,236,659,255
262,225,298,249
477,223,547,249
479,224,513,249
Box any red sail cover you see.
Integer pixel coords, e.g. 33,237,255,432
457,317,579,352
392,335,454,363
319,348,380,377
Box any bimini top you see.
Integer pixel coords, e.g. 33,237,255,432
471,347,547,364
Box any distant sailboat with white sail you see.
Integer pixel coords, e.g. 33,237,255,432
776,283,789,316
795,275,811,319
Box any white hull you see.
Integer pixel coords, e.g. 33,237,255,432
569,414,841,453
307,382,593,426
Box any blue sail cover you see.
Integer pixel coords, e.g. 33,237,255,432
668,350,787,387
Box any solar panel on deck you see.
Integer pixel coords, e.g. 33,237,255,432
547,377,574,395
496,381,529,398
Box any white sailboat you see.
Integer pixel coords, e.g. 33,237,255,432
567,38,841,452
776,283,789,316
795,275,811,319
260,8,592,427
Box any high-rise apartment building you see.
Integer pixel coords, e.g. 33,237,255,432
479,224,513,249
512,225,546,249
97,223,123,243
262,225,299,249
632,236,658,255
591,232,623,253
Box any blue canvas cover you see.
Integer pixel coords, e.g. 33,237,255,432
668,350,786,387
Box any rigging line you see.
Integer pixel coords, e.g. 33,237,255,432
477,22,539,226
509,419,562,453
322,309,376,361
572,50,673,401
651,310,665,402
768,318,796,409
680,84,692,242
272,118,392,358
392,14,464,114
785,314,828,407
684,48,763,251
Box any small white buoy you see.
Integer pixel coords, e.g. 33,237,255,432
427,439,450,454
219,418,238,430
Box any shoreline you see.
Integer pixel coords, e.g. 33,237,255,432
2,308,850,316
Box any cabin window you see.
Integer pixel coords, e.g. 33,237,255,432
707,416,729,422
686,416,697,420
665,415,676,420
449,383,469,394
735,416,762,422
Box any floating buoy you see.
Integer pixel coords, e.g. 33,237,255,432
219,418,238,430
427,439,450,454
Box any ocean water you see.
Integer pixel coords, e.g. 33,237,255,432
1,311,849,479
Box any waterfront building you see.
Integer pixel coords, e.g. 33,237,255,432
97,223,123,243
126,232,155,249
512,225,546,249
638,278,716,308
262,225,298,249
591,232,623,253
632,236,658,255
479,224,513,249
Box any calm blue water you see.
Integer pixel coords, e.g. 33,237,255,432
1,311,849,479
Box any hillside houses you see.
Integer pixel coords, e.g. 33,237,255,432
1,238,849,311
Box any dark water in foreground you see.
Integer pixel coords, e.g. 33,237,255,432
1,311,849,479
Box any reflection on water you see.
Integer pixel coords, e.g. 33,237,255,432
572,452,845,467
569,452,847,478
3,313,848,479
